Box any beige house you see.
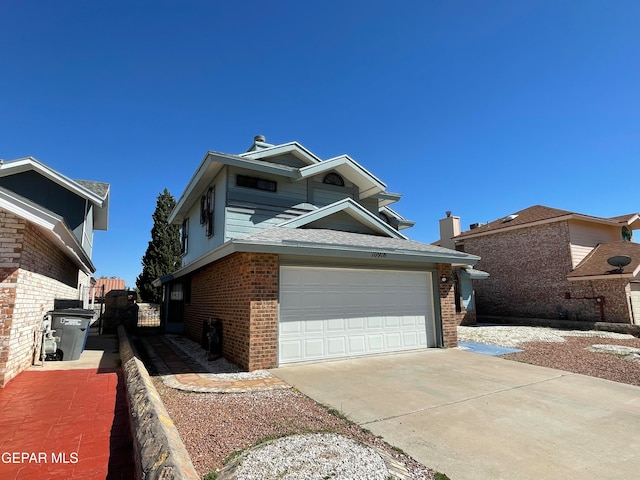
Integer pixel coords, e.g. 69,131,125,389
448,205,640,324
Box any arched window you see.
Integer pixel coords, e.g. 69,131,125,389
323,172,345,186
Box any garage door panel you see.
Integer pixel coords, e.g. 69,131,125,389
304,339,325,358
326,337,346,355
368,334,384,350
280,341,302,360
326,318,345,332
348,336,366,353
279,266,436,364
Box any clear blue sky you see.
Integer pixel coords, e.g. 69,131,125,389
1,1,638,288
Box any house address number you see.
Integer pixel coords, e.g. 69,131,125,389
372,252,387,258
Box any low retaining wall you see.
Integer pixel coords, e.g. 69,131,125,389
478,315,640,337
117,326,199,480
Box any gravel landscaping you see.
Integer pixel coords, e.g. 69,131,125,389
458,325,640,387
144,324,640,479
152,378,436,479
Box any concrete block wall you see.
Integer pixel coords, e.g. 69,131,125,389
184,252,279,371
0,211,82,387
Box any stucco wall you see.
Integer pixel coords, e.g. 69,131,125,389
0,211,82,387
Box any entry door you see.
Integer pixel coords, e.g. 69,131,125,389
279,266,436,364
631,284,640,325
165,283,185,333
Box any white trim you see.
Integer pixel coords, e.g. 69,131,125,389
239,142,322,165
0,157,105,205
0,189,95,273
169,151,298,224
278,198,407,239
297,155,386,199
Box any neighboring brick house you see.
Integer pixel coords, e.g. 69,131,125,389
0,157,109,387
450,205,640,324
155,136,480,370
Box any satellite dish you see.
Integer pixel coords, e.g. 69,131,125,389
607,255,632,273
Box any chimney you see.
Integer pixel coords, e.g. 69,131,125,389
439,211,461,250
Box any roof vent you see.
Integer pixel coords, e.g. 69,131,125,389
254,135,266,143
469,222,484,229
502,214,518,223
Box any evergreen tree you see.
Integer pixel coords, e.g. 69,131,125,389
136,189,181,303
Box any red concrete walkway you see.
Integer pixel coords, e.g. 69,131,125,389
0,368,134,480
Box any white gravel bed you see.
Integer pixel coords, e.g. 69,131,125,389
588,344,640,358
226,433,390,480
458,325,634,348
163,334,275,380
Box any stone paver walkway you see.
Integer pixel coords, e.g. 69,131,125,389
142,335,289,393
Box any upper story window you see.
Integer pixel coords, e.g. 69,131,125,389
323,172,345,186
200,187,214,237
237,174,277,192
180,218,189,255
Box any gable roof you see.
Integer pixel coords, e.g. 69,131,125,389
154,226,480,285
0,157,110,230
567,241,640,281
278,198,407,239
170,138,403,224
239,141,321,165
296,155,386,199
170,150,299,224
0,186,95,273
456,205,640,240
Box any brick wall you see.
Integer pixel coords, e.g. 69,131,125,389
464,222,576,320
0,210,82,387
463,221,634,323
568,278,633,323
438,263,458,347
184,252,279,371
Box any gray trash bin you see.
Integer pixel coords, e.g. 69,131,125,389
48,308,94,361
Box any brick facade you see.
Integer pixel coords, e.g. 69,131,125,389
181,256,458,369
183,252,279,371
438,263,460,347
463,221,633,322
0,210,84,387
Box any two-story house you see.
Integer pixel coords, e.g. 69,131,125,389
155,136,481,370
449,205,640,325
0,156,110,386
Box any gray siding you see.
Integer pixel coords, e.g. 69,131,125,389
0,170,85,230
225,166,311,239
301,211,379,235
225,205,312,239
260,152,311,168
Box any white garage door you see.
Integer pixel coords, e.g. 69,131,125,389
279,266,437,364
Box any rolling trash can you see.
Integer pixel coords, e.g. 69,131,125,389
47,308,94,361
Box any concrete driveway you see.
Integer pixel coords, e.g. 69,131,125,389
272,348,640,480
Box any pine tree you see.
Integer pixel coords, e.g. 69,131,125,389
136,189,181,303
